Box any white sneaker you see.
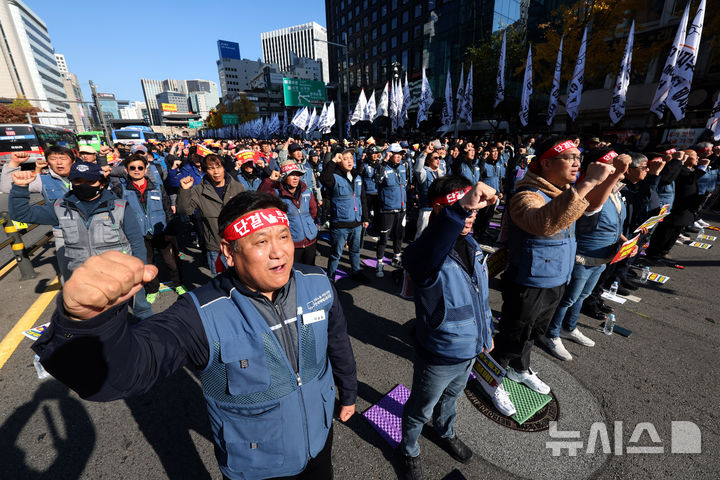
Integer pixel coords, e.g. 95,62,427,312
697,219,710,228
677,233,691,242
491,384,517,416
560,328,595,347
540,335,573,361
693,221,705,229
506,367,551,395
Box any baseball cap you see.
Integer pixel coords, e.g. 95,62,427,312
280,161,305,178
400,141,410,148
367,145,381,154
432,140,443,150
78,145,97,154
69,161,103,181
308,149,319,157
288,143,304,153
389,143,406,154
131,144,148,154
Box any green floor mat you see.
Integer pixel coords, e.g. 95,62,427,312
503,377,552,425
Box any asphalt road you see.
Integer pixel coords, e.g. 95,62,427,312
0,214,718,480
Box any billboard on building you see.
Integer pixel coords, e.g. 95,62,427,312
161,103,178,112
282,78,327,107
218,40,241,60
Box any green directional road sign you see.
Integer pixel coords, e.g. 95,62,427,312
222,114,239,125
188,120,203,128
282,78,327,107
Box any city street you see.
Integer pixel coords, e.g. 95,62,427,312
0,211,718,480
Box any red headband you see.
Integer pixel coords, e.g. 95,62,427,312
664,148,676,155
281,163,300,173
599,151,618,163
538,140,577,163
432,186,471,206
222,208,289,242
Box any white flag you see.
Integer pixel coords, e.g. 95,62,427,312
706,93,720,140
416,68,434,127
350,89,367,125
291,107,309,130
566,26,588,122
400,74,410,127
463,64,473,128
547,36,563,126
494,32,506,108
365,90,377,122
456,64,465,120
610,21,635,125
441,70,454,128
519,46,532,127
667,0,705,121
650,1,690,118
306,107,317,133
393,79,404,129
324,101,336,133
317,103,328,131
375,82,389,121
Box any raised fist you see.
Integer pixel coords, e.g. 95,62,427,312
647,158,665,175
11,170,37,186
180,176,194,189
583,162,615,186
270,170,281,180
63,251,158,321
34,158,48,172
611,154,632,177
10,151,31,166
460,182,498,211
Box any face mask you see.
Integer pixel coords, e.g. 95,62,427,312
72,183,103,201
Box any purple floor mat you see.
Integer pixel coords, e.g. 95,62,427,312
496,204,504,211
361,257,391,268
334,268,349,281
362,384,410,448
489,221,501,229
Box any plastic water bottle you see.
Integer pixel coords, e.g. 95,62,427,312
609,281,619,296
640,266,650,283
696,227,705,240
603,313,616,336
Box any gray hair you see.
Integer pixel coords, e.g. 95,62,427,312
628,152,648,168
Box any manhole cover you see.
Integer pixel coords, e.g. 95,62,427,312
464,380,559,432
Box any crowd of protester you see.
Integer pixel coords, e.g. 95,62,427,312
2,131,719,480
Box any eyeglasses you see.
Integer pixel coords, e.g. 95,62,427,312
631,165,649,171
431,156,440,159
556,154,582,163
128,166,145,171
80,152,96,155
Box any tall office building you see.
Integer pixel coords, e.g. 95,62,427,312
0,0,71,124
162,78,187,93
141,79,164,125
54,53,67,75
261,22,329,82
217,40,262,98
54,53,89,131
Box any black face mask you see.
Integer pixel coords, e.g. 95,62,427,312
72,183,103,201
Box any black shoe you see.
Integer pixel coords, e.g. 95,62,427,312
599,303,615,314
627,269,639,278
616,285,631,296
582,307,607,321
620,279,639,291
440,435,473,463
684,225,700,234
398,453,423,480
349,270,370,284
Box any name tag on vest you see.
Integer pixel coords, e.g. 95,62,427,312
150,194,161,201
302,310,326,325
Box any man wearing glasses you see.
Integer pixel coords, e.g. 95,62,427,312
489,137,614,416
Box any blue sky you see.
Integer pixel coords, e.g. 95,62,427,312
28,0,327,102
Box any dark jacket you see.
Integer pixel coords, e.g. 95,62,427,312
114,177,173,238
176,174,246,251
666,166,706,227
319,160,369,228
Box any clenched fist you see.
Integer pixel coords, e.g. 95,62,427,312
583,162,615,187
180,176,194,189
460,182,498,211
63,251,158,321
10,151,31,166
11,170,37,186
611,154,632,177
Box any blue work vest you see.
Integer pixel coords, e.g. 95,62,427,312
237,175,261,192
418,165,445,210
576,193,626,259
121,179,167,235
362,163,378,195
378,163,408,211
507,188,577,288
330,174,362,223
483,162,506,192
459,161,482,184
697,168,718,195
189,269,335,480
278,188,318,243
414,236,494,362
40,174,70,203
657,182,675,209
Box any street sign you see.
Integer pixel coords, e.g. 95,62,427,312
282,78,327,107
188,120,203,128
222,114,238,125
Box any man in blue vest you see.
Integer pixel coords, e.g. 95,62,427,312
319,148,369,283
1,147,74,279
118,154,187,302
360,145,381,233
374,143,409,276
490,137,614,415
400,176,497,480
32,191,357,480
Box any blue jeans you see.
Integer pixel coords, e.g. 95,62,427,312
327,225,362,277
132,287,153,320
206,250,221,276
546,263,606,338
400,355,473,457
